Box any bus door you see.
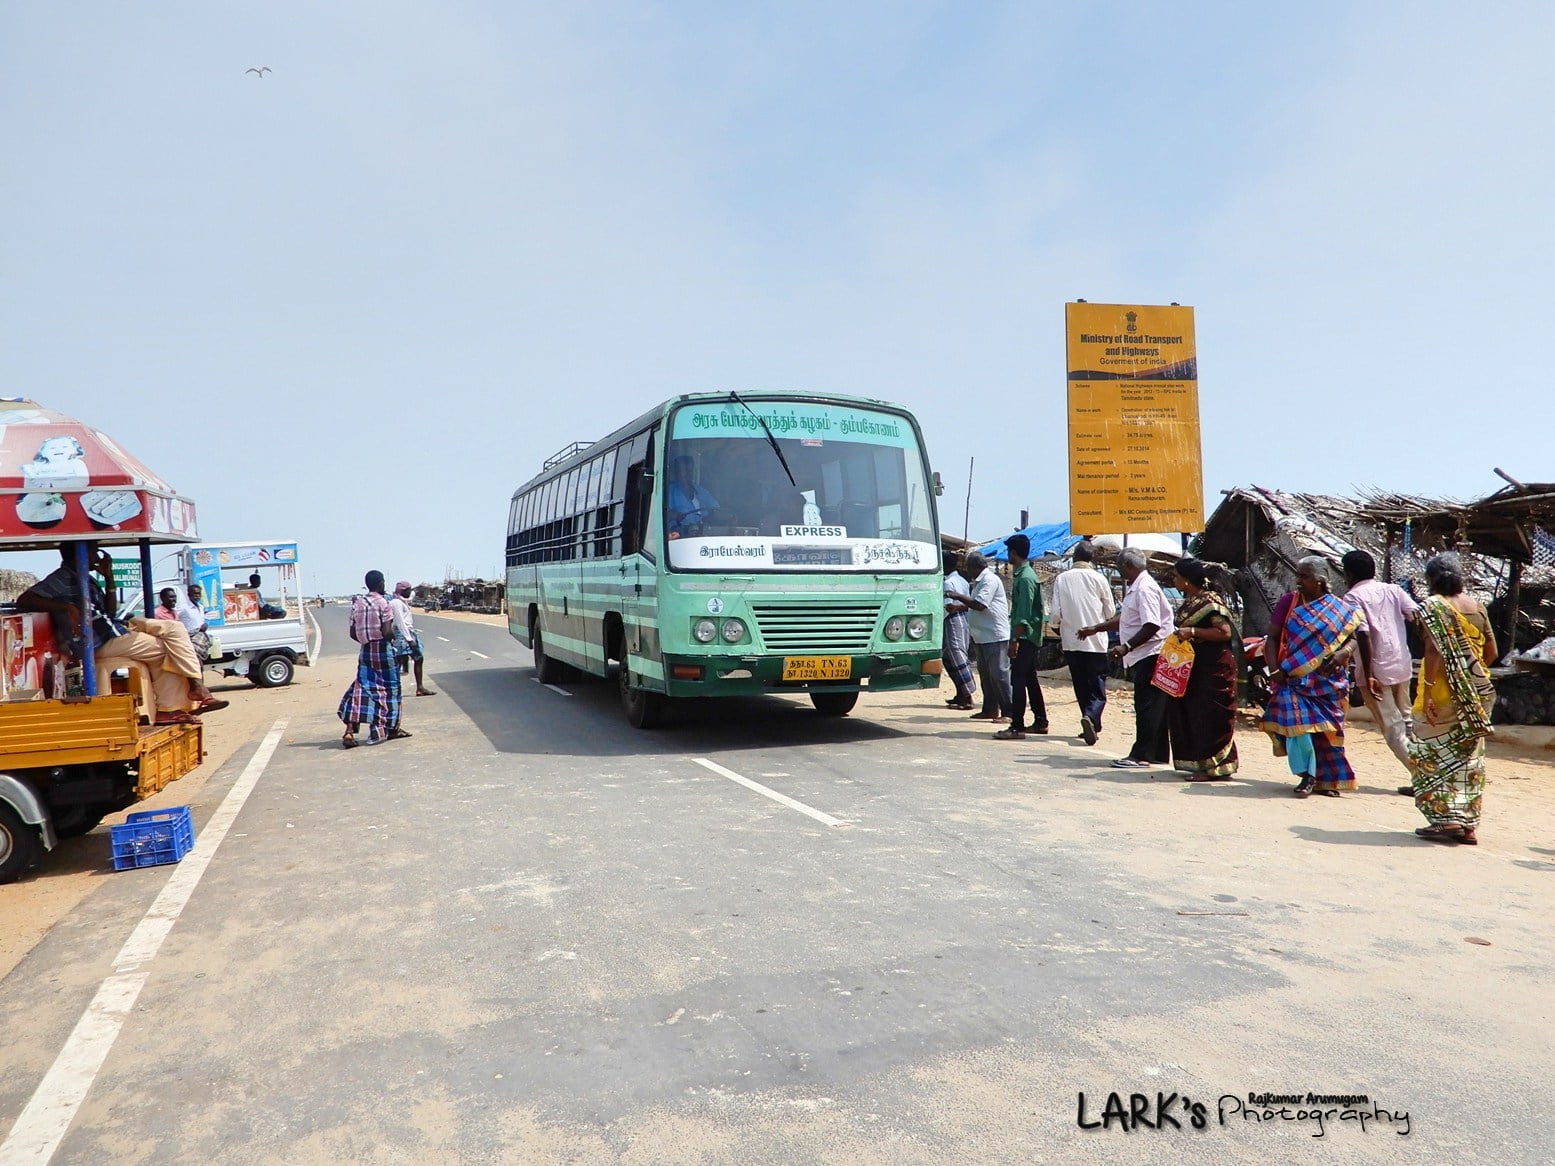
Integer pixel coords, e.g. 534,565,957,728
615,430,657,663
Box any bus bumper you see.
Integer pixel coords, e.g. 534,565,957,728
660,652,941,697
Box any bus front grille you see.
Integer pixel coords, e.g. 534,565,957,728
749,603,882,653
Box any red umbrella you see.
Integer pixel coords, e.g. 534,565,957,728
0,398,199,545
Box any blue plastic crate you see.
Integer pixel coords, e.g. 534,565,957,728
110,806,195,871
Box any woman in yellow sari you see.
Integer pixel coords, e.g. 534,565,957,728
1410,553,1498,845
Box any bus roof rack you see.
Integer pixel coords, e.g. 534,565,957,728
543,441,595,470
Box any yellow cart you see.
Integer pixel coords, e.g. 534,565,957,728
0,398,207,882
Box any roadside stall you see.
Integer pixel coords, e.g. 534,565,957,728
109,540,311,687
0,398,204,882
176,540,311,687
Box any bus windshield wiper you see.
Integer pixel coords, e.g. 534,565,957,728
728,392,796,487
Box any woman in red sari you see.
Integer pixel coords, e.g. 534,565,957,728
1166,558,1240,780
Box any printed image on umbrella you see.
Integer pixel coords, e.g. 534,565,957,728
0,398,198,545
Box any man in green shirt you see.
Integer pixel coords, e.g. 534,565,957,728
995,534,1049,739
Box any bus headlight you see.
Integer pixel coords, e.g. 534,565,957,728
720,618,746,643
693,618,717,643
906,616,929,641
883,616,905,641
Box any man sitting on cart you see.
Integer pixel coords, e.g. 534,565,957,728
17,545,229,724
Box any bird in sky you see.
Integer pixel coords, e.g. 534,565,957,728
245,66,271,77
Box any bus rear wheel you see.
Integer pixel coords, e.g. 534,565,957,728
619,666,665,729
810,691,859,717
533,622,564,685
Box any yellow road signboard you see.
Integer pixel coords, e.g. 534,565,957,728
1066,302,1204,533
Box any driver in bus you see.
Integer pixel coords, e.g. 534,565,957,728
666,454,723,535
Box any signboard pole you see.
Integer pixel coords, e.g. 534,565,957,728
139,538,154,621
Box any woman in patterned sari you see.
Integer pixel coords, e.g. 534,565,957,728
1262,556,1365,797
1166,558,1239,780
1410,553,1497,845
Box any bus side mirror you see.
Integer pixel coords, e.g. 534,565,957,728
932,471,945,497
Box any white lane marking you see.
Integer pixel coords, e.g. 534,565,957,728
530,679,571,697
470,650,489,659
437,636,450,642
692,758,848,828
0,720,289,1166
306,608,323,661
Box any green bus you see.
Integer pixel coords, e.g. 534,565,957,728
505,392,945,727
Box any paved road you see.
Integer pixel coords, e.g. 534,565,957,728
2,610,1551,1164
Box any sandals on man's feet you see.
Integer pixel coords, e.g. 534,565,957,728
1415,824,1463,844
387,727,413,740
341,734,358,750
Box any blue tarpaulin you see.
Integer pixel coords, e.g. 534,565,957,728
977,522,1081,562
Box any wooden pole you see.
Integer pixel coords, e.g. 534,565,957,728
1503,559,1523,663
75,542,97,696
962,456,974,542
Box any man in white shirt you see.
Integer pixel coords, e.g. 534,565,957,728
1050,541,1117,745
957,552,1012,723
159,584,213,664
390,581,436,697
1081,548,1173,767
1341,550,1417,775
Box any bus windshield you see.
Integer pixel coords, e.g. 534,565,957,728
664,399,937,572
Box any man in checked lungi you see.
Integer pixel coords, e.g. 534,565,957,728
338,570,412,747
941,551,978,711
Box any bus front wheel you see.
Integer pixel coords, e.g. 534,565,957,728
619,667,665,729
810,691,859,717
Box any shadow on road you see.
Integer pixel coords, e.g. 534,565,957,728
436,665,910,758
1512,859,1555,873
1287,825,1417,847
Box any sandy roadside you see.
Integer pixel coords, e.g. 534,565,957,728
419,609,507,627
0,634,352,982
866,666,1554,842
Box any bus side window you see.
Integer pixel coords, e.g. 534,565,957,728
623,464,644,557
620,430,653,558
592,448,617,558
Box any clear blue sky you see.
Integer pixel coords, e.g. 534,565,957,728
4,2,1550,592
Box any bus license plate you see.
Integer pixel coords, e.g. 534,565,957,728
782,656,852,681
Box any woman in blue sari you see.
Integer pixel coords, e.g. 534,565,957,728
1261,556,1366,797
